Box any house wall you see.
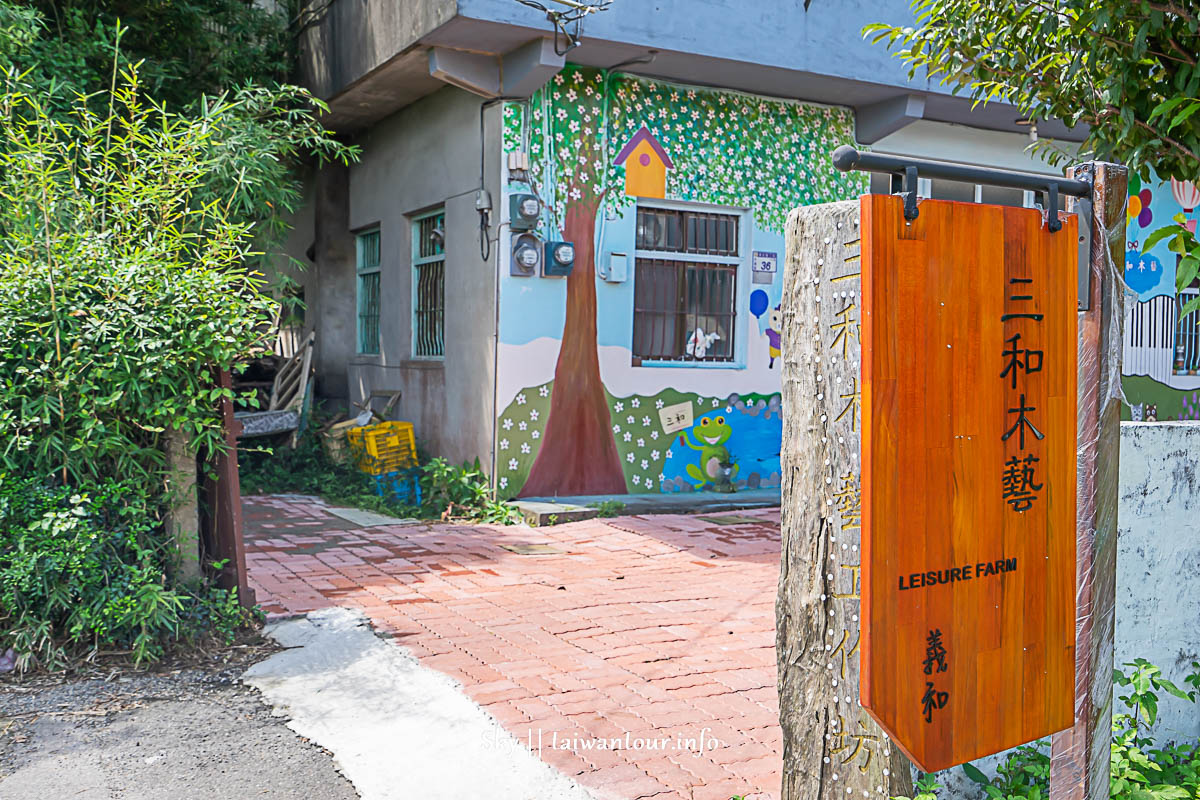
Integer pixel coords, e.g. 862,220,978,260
283,86,502,465
493,65,1070,500
1119,172,1200,419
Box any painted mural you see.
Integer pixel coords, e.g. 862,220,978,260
1121,171,1200,421
495,65,862,498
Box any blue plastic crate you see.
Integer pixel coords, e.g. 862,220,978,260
371,469,422,506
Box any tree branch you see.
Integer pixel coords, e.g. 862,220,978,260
1144,3,1196,24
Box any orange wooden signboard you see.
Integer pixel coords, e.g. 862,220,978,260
860,195,1077,773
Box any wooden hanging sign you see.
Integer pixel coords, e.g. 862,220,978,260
859,195,1077,773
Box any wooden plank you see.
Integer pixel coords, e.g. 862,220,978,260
860,195,1077,772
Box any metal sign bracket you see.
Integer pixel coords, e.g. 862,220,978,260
831,146,1096,310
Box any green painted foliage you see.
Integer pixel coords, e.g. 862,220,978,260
505,64,864,236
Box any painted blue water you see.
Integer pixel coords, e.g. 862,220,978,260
660,396,783,493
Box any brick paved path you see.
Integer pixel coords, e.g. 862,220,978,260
244,495,782,800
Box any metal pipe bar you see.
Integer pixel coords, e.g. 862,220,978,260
832,145,1092,198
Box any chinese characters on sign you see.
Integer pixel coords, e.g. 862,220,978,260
921,629,949,723
1000,281,1046,513
657,401,694,434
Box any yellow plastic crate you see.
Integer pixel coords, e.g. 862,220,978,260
345,421,418,475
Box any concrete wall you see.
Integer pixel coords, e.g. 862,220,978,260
298,0,455,100
278,86,501,465
1116,422,1200,741
338,86,502,465
459,0,920,92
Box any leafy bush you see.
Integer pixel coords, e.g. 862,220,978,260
241,428,519,525
588,500,627,518
905,659,1200,800
0,475,251,670
420,458,520,524
0,25,354,669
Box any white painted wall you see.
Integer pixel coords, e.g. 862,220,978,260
1117,422,1200,741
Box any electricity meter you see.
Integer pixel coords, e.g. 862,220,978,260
509,193,542,231
511,233,542,276
543,241,575,277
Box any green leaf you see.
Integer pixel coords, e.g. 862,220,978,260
963,762,992,786
1143,225,1182,252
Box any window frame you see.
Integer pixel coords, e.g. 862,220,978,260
411,208,446,361
1173,286,1200,375
355,227,382,356
631,198,751,369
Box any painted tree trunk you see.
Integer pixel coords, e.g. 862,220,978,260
520,196,627,497
777,200,913,800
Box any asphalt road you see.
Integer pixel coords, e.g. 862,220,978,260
0,647,359,800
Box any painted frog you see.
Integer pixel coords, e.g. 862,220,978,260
679,415,738,490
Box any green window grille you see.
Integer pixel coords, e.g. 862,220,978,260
412,210,445,358
356,229,381,355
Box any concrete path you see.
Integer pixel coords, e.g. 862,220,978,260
245,495,782,800
244,607,600,800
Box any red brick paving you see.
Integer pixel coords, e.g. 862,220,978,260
244,495,782,800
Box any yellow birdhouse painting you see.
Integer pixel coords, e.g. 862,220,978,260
615,125,674,199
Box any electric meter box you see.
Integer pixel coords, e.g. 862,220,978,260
543,241,575,277
511,232,542,277
509,193,542,232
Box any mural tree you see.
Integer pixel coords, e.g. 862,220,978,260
506,67,863,497
520,68,626,496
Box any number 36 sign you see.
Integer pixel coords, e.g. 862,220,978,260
859,195,1078,772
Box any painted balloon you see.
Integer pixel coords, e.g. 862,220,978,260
1171,178,1200,212
1136,188,1153,227
1127,194,1142,222
750,289,769,318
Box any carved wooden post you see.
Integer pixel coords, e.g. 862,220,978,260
778,200,913,800
200,367,255,608
1050,162,1127,800
164,432,202,585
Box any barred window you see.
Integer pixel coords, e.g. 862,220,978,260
633,206,740,363
356,229,381,355
1175,289,1200,374
412,209,445,358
